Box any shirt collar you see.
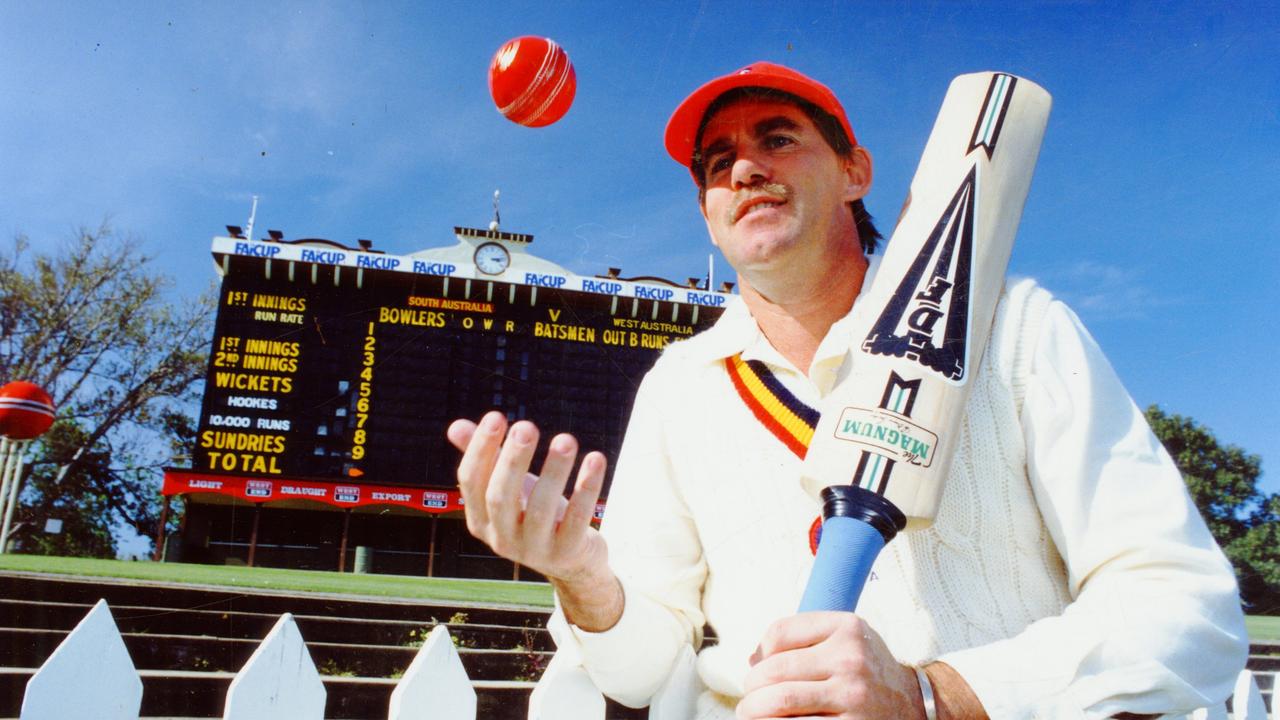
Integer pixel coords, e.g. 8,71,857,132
683,253,883,373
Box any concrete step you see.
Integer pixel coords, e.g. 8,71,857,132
1248,654,1279,671
0,598,554,650
0,626,551,680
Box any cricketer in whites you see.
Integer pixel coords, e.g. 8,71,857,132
449,62,1248,719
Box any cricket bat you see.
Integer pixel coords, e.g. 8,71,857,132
797,72,1052,612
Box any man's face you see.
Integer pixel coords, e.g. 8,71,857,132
697,98,870,281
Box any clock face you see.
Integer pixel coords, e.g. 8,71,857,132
473,242,510,275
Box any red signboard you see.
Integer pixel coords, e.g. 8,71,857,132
163,468,607,520
162,469,463,514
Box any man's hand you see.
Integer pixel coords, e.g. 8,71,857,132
448,412,623,631
737,612,924,720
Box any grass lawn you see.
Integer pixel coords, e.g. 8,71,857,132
0,554,554,608
1247,614,1280,644
4,554,1278,641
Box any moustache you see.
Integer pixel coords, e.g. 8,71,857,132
728,183,790,224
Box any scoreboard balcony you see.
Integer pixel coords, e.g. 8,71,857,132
162,225,732,579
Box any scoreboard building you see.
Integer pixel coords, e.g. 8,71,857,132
162,224,730,579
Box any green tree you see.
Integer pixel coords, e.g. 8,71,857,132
1145,405,1278,613
17,422,117,557
0,224,214,556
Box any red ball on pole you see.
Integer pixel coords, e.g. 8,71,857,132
0,382,56,440
488,36,576,127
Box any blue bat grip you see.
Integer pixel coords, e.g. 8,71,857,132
798,515,886,612
797,485,907,613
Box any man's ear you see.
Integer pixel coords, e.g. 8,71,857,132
698,195,720,248
841,146,873,203
701,212,720,248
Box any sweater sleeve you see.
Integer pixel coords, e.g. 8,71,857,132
937,300,1248,719
546,363,707,708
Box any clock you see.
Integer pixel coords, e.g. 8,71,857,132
473,242,510,275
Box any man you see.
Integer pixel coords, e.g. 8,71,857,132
449,62,1247,719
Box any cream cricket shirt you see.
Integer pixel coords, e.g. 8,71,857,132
548,261,1247,720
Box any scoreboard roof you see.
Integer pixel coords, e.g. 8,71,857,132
211,226,734,309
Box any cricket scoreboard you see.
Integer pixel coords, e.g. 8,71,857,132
185,228,730,502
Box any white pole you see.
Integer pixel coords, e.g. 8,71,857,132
0,440,28,553
707,253,714,291
246,194,259,242
0,439,15,554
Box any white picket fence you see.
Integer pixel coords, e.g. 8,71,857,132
15,599,1275,719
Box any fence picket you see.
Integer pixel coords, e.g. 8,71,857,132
1233,668,1268,720
388,624,476,719
19,599,141,720
526,652,604,720
223,612,326,720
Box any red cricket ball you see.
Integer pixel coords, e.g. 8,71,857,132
488,36,576,127
0,381,56,440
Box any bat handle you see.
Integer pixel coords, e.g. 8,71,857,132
797,485,907,613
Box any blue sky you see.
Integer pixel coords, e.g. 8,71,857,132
1,2,1276,494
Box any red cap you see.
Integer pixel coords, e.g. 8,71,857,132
664,61,857,177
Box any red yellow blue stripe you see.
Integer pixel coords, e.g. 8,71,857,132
724,353,819,459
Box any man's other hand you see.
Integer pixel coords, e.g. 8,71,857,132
737,612,925,720
447,411,610,587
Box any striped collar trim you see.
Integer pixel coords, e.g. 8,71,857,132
724,353,819,459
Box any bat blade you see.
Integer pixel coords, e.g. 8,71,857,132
802,72,1052,530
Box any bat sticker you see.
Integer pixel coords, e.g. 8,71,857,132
836,372,938,492
863,167,977,384
968,73,1017,159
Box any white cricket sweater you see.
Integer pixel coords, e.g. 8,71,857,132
549,273,1247,719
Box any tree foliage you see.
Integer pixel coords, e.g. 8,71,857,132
1145,405,1278,613
0,224,214,556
